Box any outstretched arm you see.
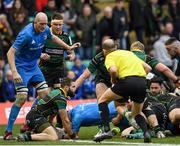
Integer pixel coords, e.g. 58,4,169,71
155,63,179,87
51,35,80,51
142,62,152,74
74,68,91,90
59,109,75,139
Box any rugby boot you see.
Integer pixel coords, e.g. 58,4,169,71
3,131,15,140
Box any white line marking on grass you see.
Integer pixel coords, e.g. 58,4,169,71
61,139,180,146
1,136,180,146
60,139,138,145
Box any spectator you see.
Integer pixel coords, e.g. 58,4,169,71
96,6,114,52
60,0,77,31
75,4,96,59
67,70,76,80
144,0,163,43
167,0,180,39
3,69,16,102
129,0,145,43
12,12,28,37
82,75,95,99
0,0,5,13
0,14,13,61
8,0,28,37
71,57,86,99
112,0,129,50
71,56,86,79
35,0,48,12
21,0,36,18
43,0,57,23
153,21,174,68
75,0,100,16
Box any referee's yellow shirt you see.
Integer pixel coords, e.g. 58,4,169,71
105,50,146,78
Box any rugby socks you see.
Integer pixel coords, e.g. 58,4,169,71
24,131,32,141
135,114,148,133
6,104,21,132
98,102,110,132
154,125,161,134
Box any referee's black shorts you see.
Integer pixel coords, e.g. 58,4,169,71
111,76,147,103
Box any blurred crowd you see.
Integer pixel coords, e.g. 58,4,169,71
0,0,180,102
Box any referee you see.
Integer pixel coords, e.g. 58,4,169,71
93,39,152,143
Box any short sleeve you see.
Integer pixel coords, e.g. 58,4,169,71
146,55,159,69
105,54,116,70
12,31,28,51
88,57,98,74
55,100,67,110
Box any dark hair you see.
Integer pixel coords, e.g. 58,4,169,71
59,78,72,87
51,12,63,20
165,37,177,46
149,77,163,86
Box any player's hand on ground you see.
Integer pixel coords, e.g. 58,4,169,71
40,53,50,61
70,42,81,50
13,71,23,83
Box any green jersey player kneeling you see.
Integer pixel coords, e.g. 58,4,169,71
17,78,76,141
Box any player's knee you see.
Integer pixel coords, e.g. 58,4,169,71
170,116,176,124
36,81,49,98
170,114,180,124
15,87,28,106
98,96,108,104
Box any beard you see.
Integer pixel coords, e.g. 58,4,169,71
171,53,178,59
67,90,75,97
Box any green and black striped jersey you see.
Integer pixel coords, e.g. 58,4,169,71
41,31,72,68
88,52,111,86
33,88,67,118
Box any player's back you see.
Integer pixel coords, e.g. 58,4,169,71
105,50,146,78
70,101,117,126
33,89,67,118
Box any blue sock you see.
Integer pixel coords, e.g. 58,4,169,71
31,98,39,109
6,104,21,132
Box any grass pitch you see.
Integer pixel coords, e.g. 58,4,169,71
0,125,180,145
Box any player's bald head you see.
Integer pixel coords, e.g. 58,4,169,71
102,39,117,56
102,39,116,50
34,12,48,23
33,12,48,33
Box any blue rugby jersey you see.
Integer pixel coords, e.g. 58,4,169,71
12,23,53,70
69,101,117,132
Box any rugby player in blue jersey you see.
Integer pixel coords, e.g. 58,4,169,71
4,12,80,140
69,101,118,136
